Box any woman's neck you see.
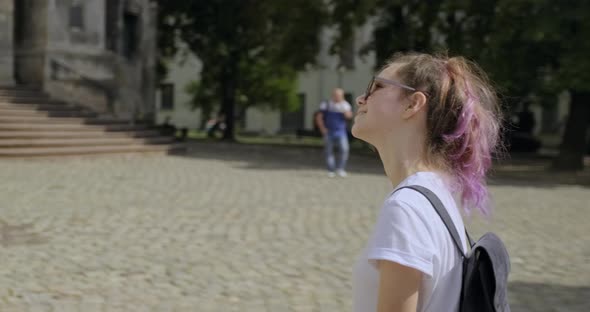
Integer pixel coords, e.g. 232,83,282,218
377,137,435,188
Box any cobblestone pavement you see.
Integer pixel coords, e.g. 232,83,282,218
0,141,588,311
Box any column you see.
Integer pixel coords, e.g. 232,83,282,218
0,0,14,85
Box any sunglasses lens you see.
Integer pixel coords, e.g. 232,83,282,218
365,79,374,99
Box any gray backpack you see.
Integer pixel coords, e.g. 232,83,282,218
399,185,511,312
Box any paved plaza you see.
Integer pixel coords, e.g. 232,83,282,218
0,141,588,311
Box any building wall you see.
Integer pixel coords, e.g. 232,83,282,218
244,22,376,134
156,51,203,128
43,0,115,114
5,0,157,120
0,0,14,85
244,109,281,135
46,0,106,52
44,0,111,78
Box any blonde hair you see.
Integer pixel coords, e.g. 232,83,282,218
384,52,503,215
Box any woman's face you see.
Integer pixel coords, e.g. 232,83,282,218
351,64,410,146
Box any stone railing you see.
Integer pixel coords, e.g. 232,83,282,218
48,58,116,116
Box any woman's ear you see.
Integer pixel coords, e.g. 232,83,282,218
401,92,428,120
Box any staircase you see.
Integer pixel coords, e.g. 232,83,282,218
0,86,184,157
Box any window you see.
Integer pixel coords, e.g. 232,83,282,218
69,4,84,30
160,84,174,110
123,12,139,59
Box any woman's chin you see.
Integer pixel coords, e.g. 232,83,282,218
351,124,366,141
352,123,378,147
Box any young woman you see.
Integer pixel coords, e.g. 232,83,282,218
351,52,502,312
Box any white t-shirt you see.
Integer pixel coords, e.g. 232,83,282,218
352,172,467,312
319,100,352,113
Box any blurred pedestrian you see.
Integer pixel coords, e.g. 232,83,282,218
206,113,226,138
315,88,353,177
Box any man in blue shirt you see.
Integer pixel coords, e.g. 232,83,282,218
315,88,353,177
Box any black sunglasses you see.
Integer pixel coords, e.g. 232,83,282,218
364,76,429,101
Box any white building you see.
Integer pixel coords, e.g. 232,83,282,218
155,50,203,128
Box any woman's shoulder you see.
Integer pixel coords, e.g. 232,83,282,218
384,172,455,215
382,189,431,221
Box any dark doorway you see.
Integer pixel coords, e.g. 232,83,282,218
105,0,119,52
13,0,25,83
123,12,139,60
12,0,45,85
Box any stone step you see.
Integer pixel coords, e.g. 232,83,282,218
0,102,81,111
0,88,41,96
0,91,47,97
0,108,97,118
0,143,186,157
0,129,162,139
0,115,130,125
0,86,179,157
0,96,51,103
0,93,47,100
0,123,148,131
0,136,175,147
0,84,40,89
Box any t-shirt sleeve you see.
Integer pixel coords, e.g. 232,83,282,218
343,101,352,112
319,101,327,111
366,198,435,277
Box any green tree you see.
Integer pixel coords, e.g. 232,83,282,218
478,0,590,170
157,0,329,140
184,80,216,130
535,1,590,170
331,0,590,170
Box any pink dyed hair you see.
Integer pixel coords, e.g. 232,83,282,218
387,53,503,216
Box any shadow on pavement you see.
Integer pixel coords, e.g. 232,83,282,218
508,281,590,312
490,154,590,188
175,140,590,188
176,140,386,175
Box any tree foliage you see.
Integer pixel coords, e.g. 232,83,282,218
330,0,590,170
157,0,329,140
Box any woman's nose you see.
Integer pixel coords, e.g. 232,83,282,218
356,94,366,107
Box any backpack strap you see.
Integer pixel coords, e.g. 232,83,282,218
396,185,468,258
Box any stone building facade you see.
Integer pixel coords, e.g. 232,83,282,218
0,0,157,120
